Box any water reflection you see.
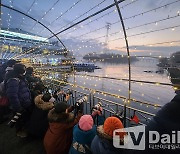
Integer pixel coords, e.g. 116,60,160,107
41,57,177,108
67,58,175,107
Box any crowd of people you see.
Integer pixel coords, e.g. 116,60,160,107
0,59,124,154
0,59,180,154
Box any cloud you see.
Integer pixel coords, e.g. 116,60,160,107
127,45,180,56
61,37,179,57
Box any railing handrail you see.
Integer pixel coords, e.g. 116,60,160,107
42,76,162,108
93,96,156,117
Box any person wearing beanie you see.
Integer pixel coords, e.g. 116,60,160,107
69,115,96,154
44,102,83,154
5,59,19,74
25,66,43,101
4,59,19,82
91,116,124,154
5,63,32,138
27,93,54,138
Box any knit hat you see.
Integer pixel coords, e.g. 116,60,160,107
103,117,124,137
54,102,69,113
14,63,26,75
42,93,51,102
79,115,93,131
26,67,33,75
6,59,19,67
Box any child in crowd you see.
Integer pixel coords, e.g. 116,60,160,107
44,102,83,154
69,115,96,154
91,116,125,154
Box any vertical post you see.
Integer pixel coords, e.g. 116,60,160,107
114,0,131,128
92,94,95,107
74,90,77,105
89,92,92,114
116,104,118,113
104,110,106,118
71,89,75,106
86,95,88,114
0,0,1,59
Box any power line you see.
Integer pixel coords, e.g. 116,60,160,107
59,0,180,37
10,0,126,58
70,14,179,39
109,24,180,42
41,0,108,35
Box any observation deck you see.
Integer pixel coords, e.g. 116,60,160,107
0,0,180,153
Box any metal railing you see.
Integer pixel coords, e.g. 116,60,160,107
47,83,157,126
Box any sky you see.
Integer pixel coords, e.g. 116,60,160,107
1,0,180,57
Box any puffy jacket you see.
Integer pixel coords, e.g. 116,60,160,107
28,95,54,137
91,126,124,154
44,110,82,154
69,124,96,154
6,77,32,112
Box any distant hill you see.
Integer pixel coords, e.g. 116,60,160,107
83,53,138,64
169,51,180,66
157,51,180,68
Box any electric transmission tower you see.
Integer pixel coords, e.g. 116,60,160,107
101,22,111,91
103,22,111,54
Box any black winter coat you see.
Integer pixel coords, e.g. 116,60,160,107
133,94,180,154
5,76,32,112
28,95,54,138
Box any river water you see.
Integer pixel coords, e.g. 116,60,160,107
67,57,176,117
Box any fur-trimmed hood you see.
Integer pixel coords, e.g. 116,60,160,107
48,108,75,123
97,125,125,143
34,95,54,110
97,125,113,141
91,126,124,154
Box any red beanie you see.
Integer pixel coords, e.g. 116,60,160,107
104,117,124,137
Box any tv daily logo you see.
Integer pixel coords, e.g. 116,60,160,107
113,125,145,150
113,125,180,150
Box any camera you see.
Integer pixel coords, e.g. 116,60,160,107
74,95,88,113
76,95,88,107
92,102,103,116
8,112,22,128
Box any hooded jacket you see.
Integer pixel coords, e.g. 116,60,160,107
69,124,96,154
44,109,82,154
91,126,124,154
5,73,31,112
28,95,54,137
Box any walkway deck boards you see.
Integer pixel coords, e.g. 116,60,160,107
0,122,46,154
